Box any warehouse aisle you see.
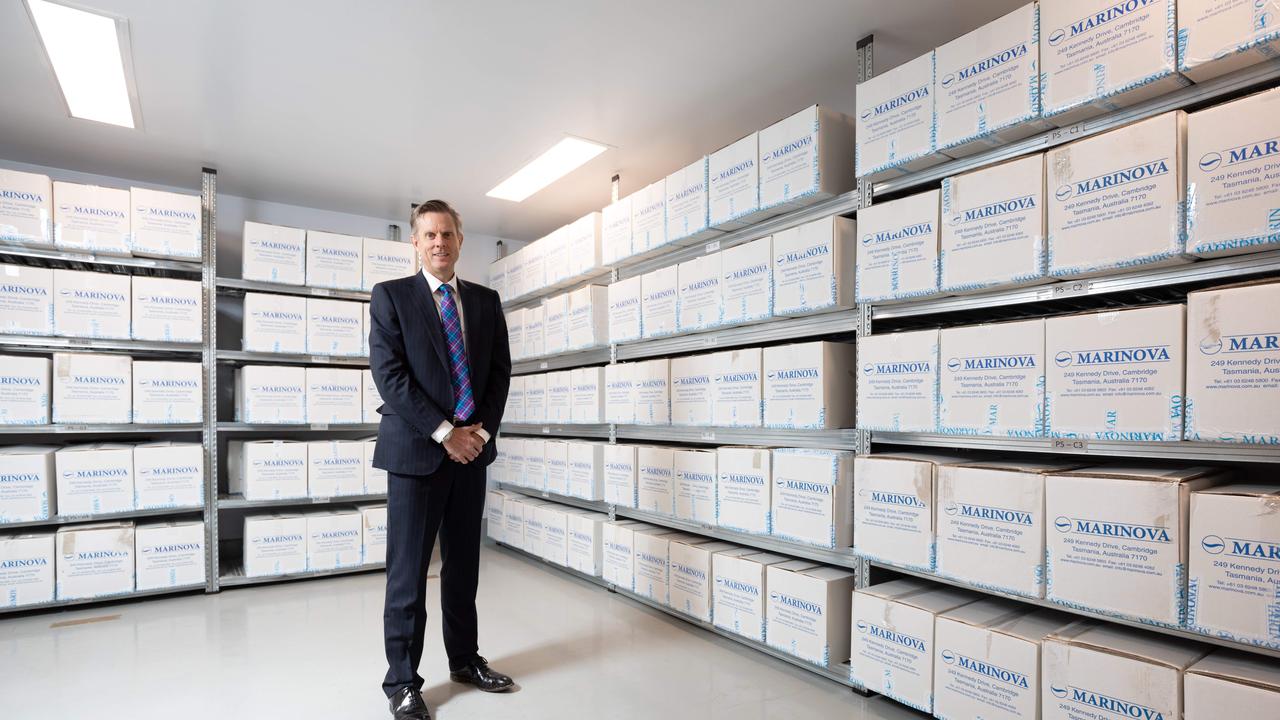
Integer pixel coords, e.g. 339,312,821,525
0,543,919,720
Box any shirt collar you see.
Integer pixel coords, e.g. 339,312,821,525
422,269,459,295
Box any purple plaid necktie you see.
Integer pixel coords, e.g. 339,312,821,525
437,283,476,422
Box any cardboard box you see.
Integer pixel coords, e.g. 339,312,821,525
306,510,363,570
669,538,736,621
760,104,856,211
542,294,568,356
304,367,362,424
235,366,307,422
712,348,763,427
361,303,370,356
55,442,134,516
130,276,201,343
242,292,306,354
633,527,682,603
505,375,525,423
0,264,53,335
543,440,569,496
1187,280,1280,444
1185,651,1280,720
856,329,941,432
602,519,646,589
772,215,856,315
567,284,609,350
489,256,508,299
671,354,714,426
603,444,638,508
55,522,134,599
505,308,525,360
1046,465,1227,627
940,154,1047,292
1040,0,1186,124
763,341,857,429
305,230,363,290
854,190,941,303
362,237,415,290
765,561,856,666
522,438,546,490
720,236,772,325
636,445,676,515
129,187,201,259
632,359,670,425
502,497,525,549
674,448,717,525
361,504,388,564
546,231,575,287
0,532,54,607
666,157,719,244
1188,484,1280,647
538,504,569,566
362,369,382,423
936,460,1083,599
1042,623,1207,720
517,498,548,553
0,446,55,522
132,361,202,424
0,354,49,425
52,351,132,424
523,304,545,359
853,453,966,571
711,550,789,641
523,240,547,296
505,248,528,300
566,510,607,577
855,52,947,181
1047,112,1188,276
1186,89,1280,258
134,520,205,590
607,275,643,344
709,133,768,230
939,319,1045,436
0,168,52,247
522,373,547,424
601,196,633,265
850,580,980,713
53,182,130,255
677,252,723,332
242,221,306,285
361,438,386,495
936,3,1046,156
1045,304,1185,440
53,269,130,339
934,601,1076,720
501,437,525,487
570,366,605,424
640,266,678,338
228,440,308,500
307,440,364,497
566,212,603,278
771,449,854,549
716,447,772,534
306,298,363,356
243,513,307,577
567,441,604,500
544,371,573,425
133,442,202,509
1179,0,1280,82
486,490,505,543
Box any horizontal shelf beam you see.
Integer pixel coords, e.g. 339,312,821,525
616,425,858,450
216,422,378,433
512,347,611,376
0,505,203,531
0,335,203,356
216,350,370,367
492,541,862,690
216,277,371,302
218,562,384,587
0,423,202,435
871,431,1280,464
0,584,206,615
217,493,386,510
868,560,1280,660
0,242,204,274
499,423,612,439
496,484,610,513
614,307,859,362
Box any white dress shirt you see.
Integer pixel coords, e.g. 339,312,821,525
423,269,491,446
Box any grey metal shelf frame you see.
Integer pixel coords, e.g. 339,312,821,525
0,334,203,356
511,347,611,376
217,493,386,510
499,423,613,440
0,584,206,616
218,561,385,587
216,349,370,367
0,506,203,531
870,431,1280,465
0,423,203,435
0,240,204,275
216,276,371,301
498,423,859,450
493,540,863,691
216,422,379,433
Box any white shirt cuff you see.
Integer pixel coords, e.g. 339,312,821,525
475,428,491,444
431,420,454,444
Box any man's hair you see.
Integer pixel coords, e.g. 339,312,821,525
410,199,463,234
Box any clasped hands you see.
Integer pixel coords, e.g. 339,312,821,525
443,422,486,464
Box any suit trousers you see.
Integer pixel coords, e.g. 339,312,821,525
382,459,487,697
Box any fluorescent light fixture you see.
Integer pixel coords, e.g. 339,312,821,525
26,0,138,128
487,136,608,202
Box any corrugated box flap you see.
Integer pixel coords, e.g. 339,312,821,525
1054,465,1223,483
1187,651,1280,692
1196,484,1280,498
950,459,1086,474
1048,623,1208,670
856,578,935,601
897,586,981,614
938,597,1028,630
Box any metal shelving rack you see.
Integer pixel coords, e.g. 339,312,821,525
217,560,385,588
217,493,386,510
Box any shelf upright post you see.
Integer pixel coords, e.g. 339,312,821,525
201,167,220,592
852,35,875,594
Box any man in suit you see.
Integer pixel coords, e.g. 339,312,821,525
369,199,513,720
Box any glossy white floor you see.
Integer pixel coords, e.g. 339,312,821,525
0,543,922,720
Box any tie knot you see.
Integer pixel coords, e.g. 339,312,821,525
438,283,452,297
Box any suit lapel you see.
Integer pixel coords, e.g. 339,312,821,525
409,273,451,374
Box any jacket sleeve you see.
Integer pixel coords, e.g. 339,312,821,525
474,288,511,436
369,282,451,438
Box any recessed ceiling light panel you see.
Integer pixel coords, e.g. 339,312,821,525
486,136,608,202
26,0,140,128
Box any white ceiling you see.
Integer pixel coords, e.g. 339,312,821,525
0,0,1025,241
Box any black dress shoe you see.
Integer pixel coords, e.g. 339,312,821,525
388,687,431,720
449,655,514,692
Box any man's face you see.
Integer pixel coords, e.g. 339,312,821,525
413,211,463,280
